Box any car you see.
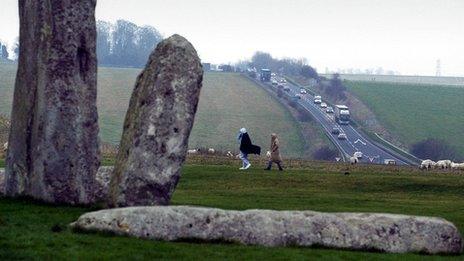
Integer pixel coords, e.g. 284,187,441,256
314,95,322,104
271,80,278,86
354,151,363,158
295,94,302,99
337,133,347,140
331,127,340,135
284,86,291,92
300,89,307,94
279,78,287,83
320,102,327,108
384,159,396,165
326,106,334,113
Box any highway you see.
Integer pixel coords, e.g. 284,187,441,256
258,76,409,165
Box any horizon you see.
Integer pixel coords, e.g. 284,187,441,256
0,0,463,76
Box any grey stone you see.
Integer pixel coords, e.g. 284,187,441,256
70,206,463,254
94,166,113,202
0,168,4,195
109,35,203,207
5,0,100,204
1,166,111,200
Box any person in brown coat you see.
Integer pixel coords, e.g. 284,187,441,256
265,133,284,171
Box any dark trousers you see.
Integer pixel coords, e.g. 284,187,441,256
266,160,283,171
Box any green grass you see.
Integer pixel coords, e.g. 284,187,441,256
0,64,304,157
346,81,464,159
1,164,463,259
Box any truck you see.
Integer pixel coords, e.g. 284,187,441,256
335,105,350,125
260,69,271,82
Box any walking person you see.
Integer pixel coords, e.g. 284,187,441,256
237,127,261,170
265,133,284,171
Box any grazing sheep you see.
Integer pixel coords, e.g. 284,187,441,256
226,151,234,157
187,149,199,154
2,142,7,152
436,160,452,169
420,159,436,170
266,151,271,158
451,162,464,170
208,148,215,154
349,156,358,165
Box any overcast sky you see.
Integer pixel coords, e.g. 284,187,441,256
1,0,463,76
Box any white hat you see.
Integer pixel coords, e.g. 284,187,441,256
240,128,247,133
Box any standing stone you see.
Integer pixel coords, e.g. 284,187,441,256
5,0,99,204
109,35,203,207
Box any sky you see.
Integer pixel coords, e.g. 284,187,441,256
0,0,463,76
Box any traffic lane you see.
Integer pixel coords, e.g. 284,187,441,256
268,80,405,164
285,82,406,164
340,124,406,164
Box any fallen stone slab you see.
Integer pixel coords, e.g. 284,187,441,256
70,206,463,254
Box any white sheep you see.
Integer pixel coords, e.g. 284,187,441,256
436,160,452,169
451,162,464,170
2,142,7,152
420,159,436,170
266,150,271,158
187,149,199,154
349,156,358,165
208,148,215,154
226,151,234,157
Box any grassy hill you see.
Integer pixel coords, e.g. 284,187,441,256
0,64,305,158
1,161,463,259
346,81,464,160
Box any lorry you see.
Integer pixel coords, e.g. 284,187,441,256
335,105,350,125
260,69,271,82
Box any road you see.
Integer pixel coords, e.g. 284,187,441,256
258,77,409,165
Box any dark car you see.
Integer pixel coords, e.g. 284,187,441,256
331,127,340,135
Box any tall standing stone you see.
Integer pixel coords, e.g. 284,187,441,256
109,35,203,207
5,0,99,204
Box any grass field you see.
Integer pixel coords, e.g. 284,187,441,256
346,81,464,160
0,63,305,158
1,162,463,259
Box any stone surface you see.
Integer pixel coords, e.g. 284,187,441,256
71,206,463,254
0,169,4,195
94,166,113,202
109,35,203,207
5,0,100,204
1,166,111,200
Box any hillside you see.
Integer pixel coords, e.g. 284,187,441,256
346,81,464,160
0,64,306,158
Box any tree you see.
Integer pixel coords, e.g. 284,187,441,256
12,38,19,60
324,73,347,100
313,146,338,161
96,20,162,67
411,138,458,161
0,42,9,60
300,65,319,79
251,52,274,70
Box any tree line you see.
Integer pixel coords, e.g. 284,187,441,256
97,20,163,68
1,20,163,68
